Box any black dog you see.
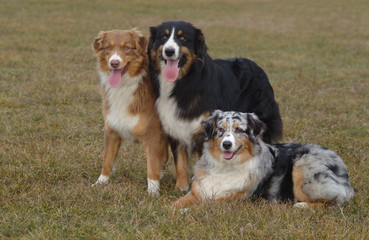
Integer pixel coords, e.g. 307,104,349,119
148,21,282,190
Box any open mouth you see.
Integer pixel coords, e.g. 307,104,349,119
163,58,180,82
163,55,186,82
108,66,127,88
223,145,242,160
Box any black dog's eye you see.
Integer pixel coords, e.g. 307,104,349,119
179,36,186,42
235,127,245,134
161,35,168,41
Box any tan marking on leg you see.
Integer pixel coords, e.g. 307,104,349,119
172,192,199,209
101,125,122,176
292,163,314,204
176,147,190,190
216,190,250,202
143,133,168,182
173,179,202,209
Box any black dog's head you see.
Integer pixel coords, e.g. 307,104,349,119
148,21,207,82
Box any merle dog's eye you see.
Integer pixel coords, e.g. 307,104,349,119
235,127,244,134
217,128,225,134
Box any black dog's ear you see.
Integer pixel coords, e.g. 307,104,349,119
149,26,157,43
195,27,207,61
201,110,221,140
148,26,157,53
246,113,266,141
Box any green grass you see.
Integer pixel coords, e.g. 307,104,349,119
1,0,368,238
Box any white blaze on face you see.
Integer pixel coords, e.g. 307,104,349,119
162,28,181,82
162,27,179,59
109,53,123,68
221,132,237,152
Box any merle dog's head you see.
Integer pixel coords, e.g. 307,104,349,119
148,21,207,82
201,110,266,162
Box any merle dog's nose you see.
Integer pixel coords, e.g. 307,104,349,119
110,60,119,68
164,48,175,57
222,141,232,150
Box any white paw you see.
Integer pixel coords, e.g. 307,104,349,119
91,174,109,187
293,202,309,209
147,179,160,197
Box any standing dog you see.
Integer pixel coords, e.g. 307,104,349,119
148,21,283,190
92,29,168,195
173,110,354,209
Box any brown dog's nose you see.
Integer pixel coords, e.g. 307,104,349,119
110,60,120,69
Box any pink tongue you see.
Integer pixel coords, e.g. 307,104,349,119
223,152,235,160
164,59,180,82
108,69,123,88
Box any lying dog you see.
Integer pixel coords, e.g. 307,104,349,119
148,21,283,190
91,29,168,195
173,110,354,209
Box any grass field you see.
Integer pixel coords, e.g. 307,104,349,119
1,0,368,239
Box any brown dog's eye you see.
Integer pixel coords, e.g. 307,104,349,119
123,46,131,53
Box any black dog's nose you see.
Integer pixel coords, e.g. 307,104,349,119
222,141,232,150
164,48,175,57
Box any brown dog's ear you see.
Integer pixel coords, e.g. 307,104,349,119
92,31,105,52
130,28,148,55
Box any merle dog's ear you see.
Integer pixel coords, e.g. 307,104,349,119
201,110,221,140
195,27,207,61
92,31,105,52
246,113,266,141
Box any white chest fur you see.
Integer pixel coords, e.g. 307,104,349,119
156,73,202,149
195,150,267,200
99,71,142,141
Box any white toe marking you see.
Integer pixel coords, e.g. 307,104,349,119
147,179,160,196
91,174,109,187
293,202,309,209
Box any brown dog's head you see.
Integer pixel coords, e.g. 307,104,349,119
92,29,148,87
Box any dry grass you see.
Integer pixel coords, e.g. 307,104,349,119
1,0,368,239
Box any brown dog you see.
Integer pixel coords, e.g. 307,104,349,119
91,29,168,195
